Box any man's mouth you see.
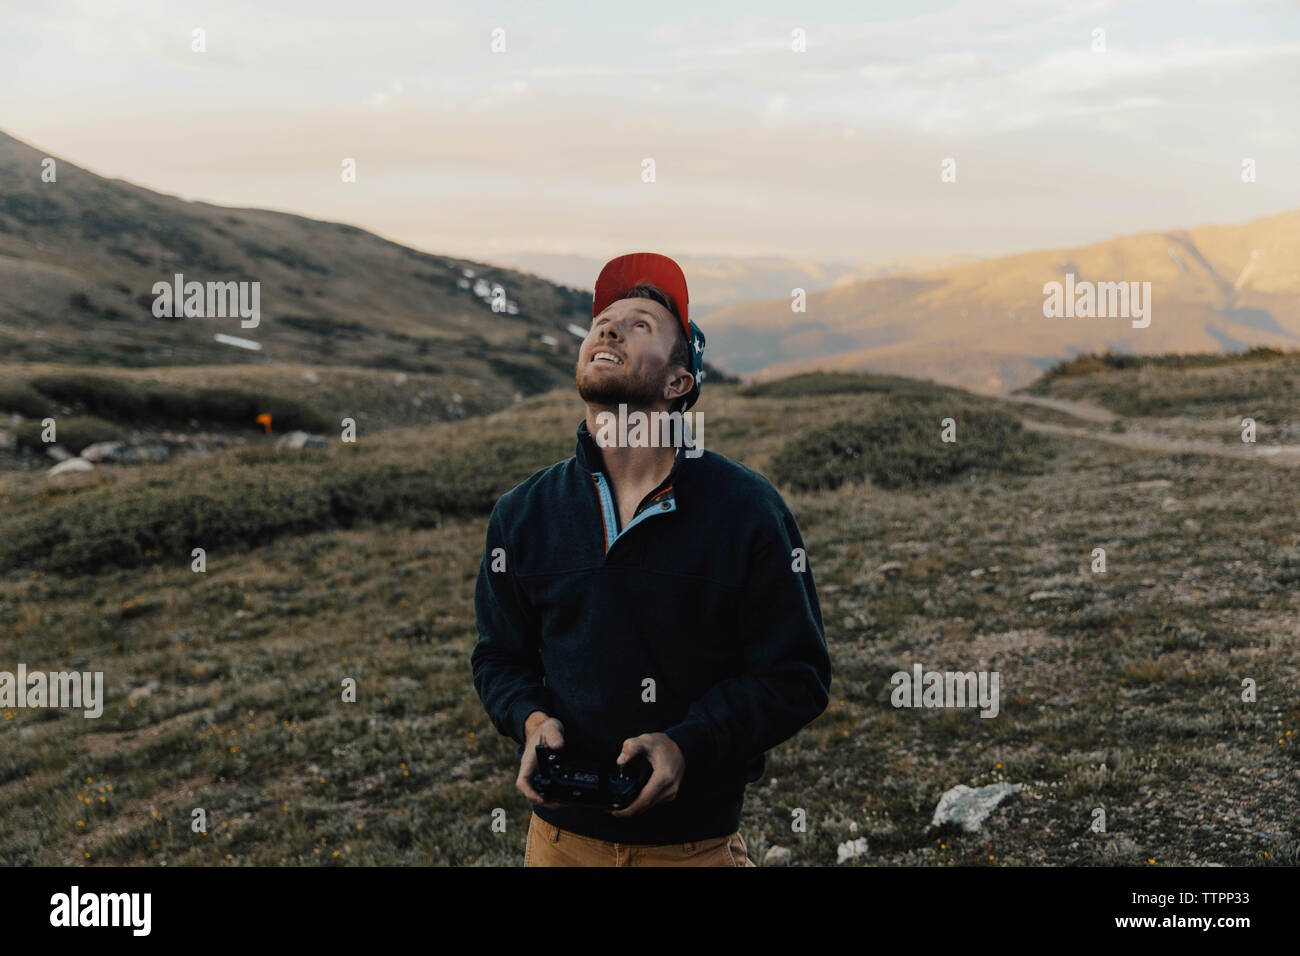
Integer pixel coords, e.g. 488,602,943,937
591,351,624,366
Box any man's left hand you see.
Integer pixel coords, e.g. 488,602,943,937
607,733,684,817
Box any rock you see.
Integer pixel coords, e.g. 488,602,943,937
48,457,93,476
81,441,128,462
1160,497,1180,511
128,681,161,702
45,444,72,461
0,432,13,451
1182,518,1201,532
275,430,329,449
80,441,168,464
763,846,792,866
301,370,319,384
931,783,1024,833
876,561,904,576
1029,590,1066,601
836,837,869,863
129,444,169,463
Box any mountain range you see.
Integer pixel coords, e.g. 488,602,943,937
700,208,1300,393
3,127,1297,398
492,251,979,317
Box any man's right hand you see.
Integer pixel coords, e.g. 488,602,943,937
518,711,567,808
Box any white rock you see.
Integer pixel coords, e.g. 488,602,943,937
81,441,127,462
275,430,329,449
931,783,1024,833
128,684,154,702
45,444,72,461
836,837,869,863
763,846,792,866
48,457,93,476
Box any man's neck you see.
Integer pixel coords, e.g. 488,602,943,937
584,403,679,497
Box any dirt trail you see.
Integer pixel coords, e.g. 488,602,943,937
1005,394,1300,466
1006,393,1119,423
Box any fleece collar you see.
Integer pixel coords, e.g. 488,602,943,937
575,418,688,474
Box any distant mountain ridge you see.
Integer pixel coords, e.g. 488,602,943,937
494,250,979,316
6,127,1296,400
700,208,1300,394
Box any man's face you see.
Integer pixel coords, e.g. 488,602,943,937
575,297,683,408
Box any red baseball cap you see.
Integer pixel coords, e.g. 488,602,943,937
592,252,689,338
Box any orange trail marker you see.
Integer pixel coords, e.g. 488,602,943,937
256,413,272,434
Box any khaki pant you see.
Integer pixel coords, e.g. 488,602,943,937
524,812,757,867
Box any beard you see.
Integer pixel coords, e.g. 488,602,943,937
575,356,664,407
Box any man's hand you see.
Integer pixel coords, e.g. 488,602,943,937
517,711,567,809
607,733,684,817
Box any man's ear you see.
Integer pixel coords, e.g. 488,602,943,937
663,366,694,403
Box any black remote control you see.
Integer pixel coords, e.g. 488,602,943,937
529,745,653,810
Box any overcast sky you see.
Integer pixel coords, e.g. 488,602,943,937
3,0,1298,268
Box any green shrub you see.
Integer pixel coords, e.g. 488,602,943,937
27,374,332,433
0,382,51,418
741,371,959,401
1033,347,1292,387
0,438,563,575
769,398,1056,491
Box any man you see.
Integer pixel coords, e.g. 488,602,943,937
471,252,832,866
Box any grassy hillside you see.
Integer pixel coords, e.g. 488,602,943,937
1,366,1295,866
1020,347,1300,421
0,130,588,401
1,362,503,437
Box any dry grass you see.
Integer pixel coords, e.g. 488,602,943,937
1,369,1296,866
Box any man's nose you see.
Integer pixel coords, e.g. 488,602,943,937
598,321,624,340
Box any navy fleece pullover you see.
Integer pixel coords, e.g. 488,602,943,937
471,419,831,845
